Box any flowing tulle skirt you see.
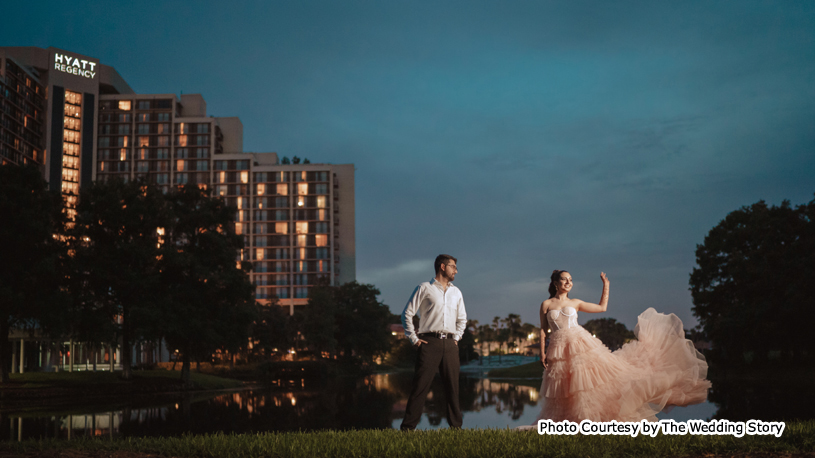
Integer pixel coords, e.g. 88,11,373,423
534,308,710,423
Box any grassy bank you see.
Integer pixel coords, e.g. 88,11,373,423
2,421,813,458
487,361,543,379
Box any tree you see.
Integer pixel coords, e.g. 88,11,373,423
583,318,635,351
300,280,337,358
334,282,393,367
250,297,294,360
475,324,494,364
0,164,67,382
301,281,392,368
291,156,301,164
520,322,539,356
281,157,291,165
491,316,507,361
502,314,524,353
70,178,170,380
458,320,478,363
303,158,311,164
160,184,257,385
690,196,815,365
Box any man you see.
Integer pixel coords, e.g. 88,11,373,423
400,254,467,430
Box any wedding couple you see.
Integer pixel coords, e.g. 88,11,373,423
399,255,711,431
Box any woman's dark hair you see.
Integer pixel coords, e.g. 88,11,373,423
548,270,569,298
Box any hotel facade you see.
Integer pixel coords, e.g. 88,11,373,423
1,46,355,316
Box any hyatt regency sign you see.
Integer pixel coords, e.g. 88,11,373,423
54,53,97,79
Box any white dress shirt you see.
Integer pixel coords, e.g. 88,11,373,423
401,278,467,345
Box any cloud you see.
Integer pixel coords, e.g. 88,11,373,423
358,259,431,286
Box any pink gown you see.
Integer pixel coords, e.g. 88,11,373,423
535,306,711,422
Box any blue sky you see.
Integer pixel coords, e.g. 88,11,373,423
5,1,813,329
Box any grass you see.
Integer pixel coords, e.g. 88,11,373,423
1,369,245,391
1,421,813,458
487,361,543,379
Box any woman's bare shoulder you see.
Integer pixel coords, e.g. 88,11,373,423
540,298,556,310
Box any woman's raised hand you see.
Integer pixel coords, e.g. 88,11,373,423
600,272,610,285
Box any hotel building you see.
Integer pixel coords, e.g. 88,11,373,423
1,46,355,316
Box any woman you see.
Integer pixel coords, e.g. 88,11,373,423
531,270,710,423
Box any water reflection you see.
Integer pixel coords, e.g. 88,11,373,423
12,371,812,440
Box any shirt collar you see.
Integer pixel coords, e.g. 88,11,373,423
431,278,453,289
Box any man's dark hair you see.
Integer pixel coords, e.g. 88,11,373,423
434,254,458,275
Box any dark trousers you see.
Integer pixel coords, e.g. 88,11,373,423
400,335,462,430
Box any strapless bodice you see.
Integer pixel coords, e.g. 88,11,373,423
547,306,579,331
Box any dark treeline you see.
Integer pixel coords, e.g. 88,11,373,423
1,163,397,385
1,164,257,384
690,195,815,369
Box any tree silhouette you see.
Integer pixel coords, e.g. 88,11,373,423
583,318,635,350
690,196,815,366
0,164,67,382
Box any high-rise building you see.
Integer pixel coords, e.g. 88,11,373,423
1,46,355,313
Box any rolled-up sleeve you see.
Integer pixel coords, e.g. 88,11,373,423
402,285,423,345
454,291,467,341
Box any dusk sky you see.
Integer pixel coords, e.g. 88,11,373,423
5,1,813,329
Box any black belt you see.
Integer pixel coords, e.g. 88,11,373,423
419,332,455,339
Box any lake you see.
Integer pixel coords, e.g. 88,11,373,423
2,372,727,441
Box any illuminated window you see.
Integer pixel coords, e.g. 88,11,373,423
297,183,308,195
119,100,131,110
157,124,169,134
240,171,249,184
315,235,328,247
256,249,264,260
176,160,185,171
138,137,149,147
177,135,187,146
297,235,307,247
257,183,266,195
275,222,288,234
297,196,305,207
158,136,169,146
276,184,288,195
318,209,326,221
216,185,227,196
317,196,327,208
296,222,308,234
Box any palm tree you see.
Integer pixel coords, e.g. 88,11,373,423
492,316,504,363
